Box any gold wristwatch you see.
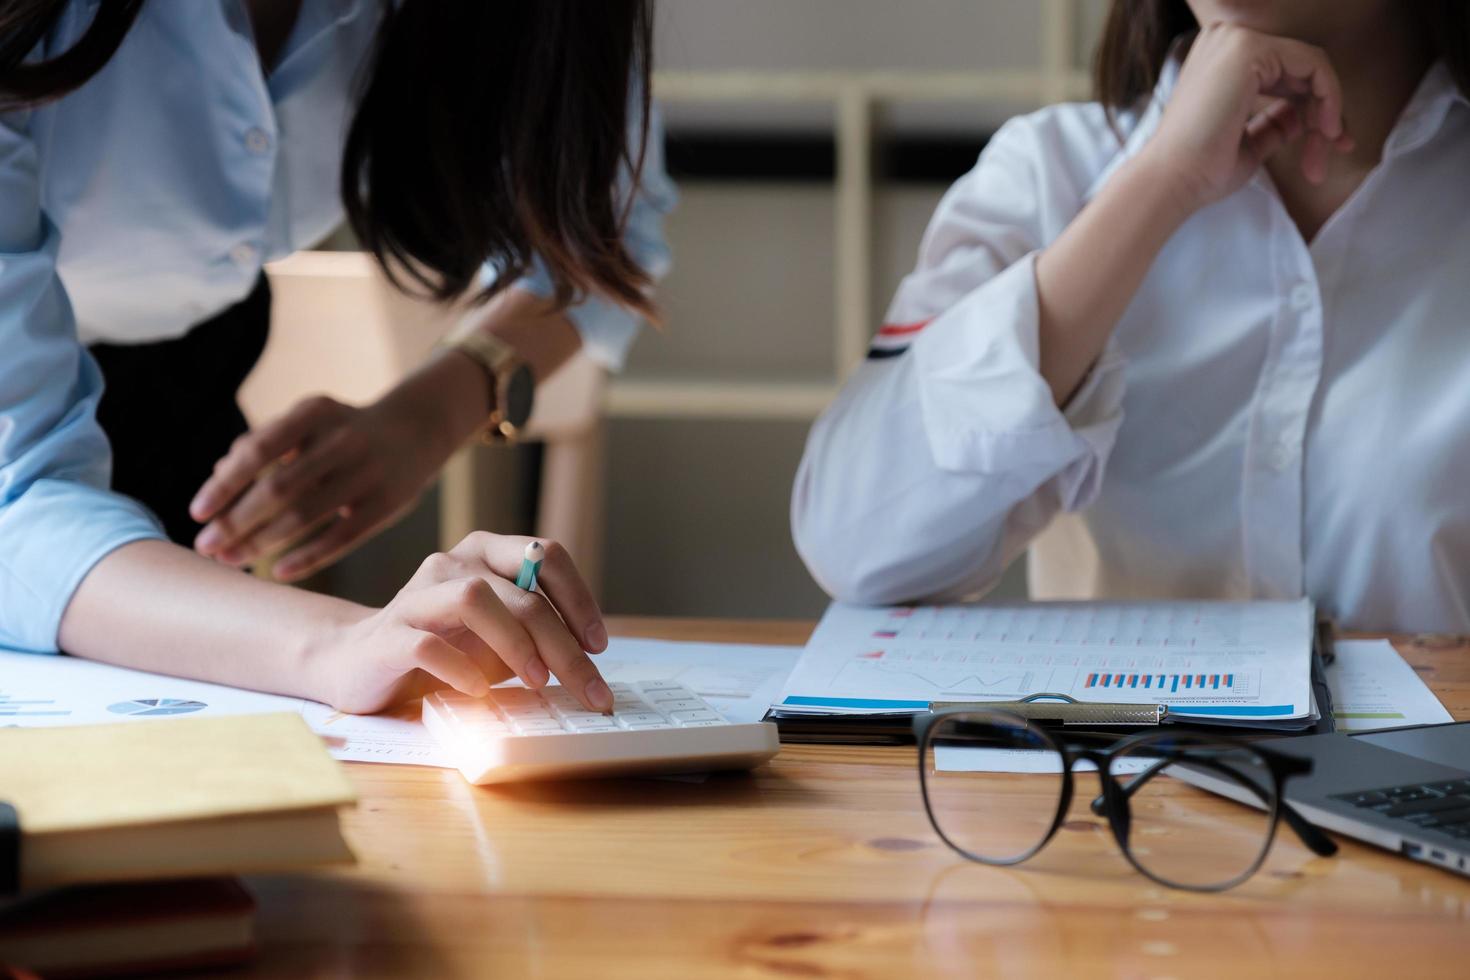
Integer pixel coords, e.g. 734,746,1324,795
443,329,535,444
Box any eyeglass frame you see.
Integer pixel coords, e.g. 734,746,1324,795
913,707,1339,892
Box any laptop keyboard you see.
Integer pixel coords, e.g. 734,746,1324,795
1332,778,1470,839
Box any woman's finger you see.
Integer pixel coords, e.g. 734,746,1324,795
1299,129,1329,185
489,576,611,711
401,630,491,698
189,396,342,523
445,628,517,689
1261,35,1344,139
198,427,360,559
227,458,381,565
527,539,608,653
1243,98,1301,166
272,503,384,582
399,577,551,689
453,532,607,653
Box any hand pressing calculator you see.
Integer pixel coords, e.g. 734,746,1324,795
423,680,780,784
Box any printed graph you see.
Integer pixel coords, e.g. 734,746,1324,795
819,647,1262,703
1083,670,1258,697
107,698,208,717
0,691,71,717
831,651,1076,700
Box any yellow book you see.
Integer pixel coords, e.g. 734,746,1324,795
1,713,356,893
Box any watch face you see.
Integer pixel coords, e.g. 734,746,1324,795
504,364,535,429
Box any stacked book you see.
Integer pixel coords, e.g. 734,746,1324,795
1,713,356,978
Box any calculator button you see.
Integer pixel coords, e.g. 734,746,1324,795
566,716,618,731
512,718,564,733
490,688,541,703
442,702,495,721
658,700,707,713
615,712,668,727
607,682,634,693
637,680,684,693
671,709,722,724
678,720,725,728
502,704,554,718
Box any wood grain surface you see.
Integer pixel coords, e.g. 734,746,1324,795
236,619,1470,979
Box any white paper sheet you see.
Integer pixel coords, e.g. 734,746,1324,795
933,747,1155,774
0,638,800,767
777,600,1316,723
1325,639,1453,732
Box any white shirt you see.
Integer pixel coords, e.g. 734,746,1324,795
791,58,1470,634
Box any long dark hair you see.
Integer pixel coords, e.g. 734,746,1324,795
0,0,142,107
1094,0,1470,116
0,0,657,321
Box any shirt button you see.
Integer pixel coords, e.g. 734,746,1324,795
1289,283,1316,312
244,127,272,155
1270,439,1297,472
229,243,258,268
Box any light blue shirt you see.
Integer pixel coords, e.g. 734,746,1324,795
0,0,674,654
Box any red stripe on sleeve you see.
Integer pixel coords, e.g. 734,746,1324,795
876,318,932,338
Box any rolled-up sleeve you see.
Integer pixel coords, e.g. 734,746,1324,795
912,251,1125,510
792,110,1126,605
491,99,676,370
0,110,163,654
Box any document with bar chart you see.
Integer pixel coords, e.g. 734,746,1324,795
774,599,1316,724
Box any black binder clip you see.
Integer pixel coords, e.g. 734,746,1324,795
1,800,19,896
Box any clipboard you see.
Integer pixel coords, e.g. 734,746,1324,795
768,618,1338,745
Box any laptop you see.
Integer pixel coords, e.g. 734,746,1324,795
1174,721,1470,878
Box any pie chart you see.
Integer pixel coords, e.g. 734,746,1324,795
107,698,208,716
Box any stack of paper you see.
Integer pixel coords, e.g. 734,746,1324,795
773,599,1321,729
0,639,801,769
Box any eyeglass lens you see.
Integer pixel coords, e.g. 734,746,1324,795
923,715,1283,889
920,711,1067,864
1109,734,1278,889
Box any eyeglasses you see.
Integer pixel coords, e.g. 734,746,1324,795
913,709,1338,891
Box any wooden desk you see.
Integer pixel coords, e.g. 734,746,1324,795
243,620,1470,978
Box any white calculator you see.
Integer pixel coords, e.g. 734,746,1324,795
423,680,780,784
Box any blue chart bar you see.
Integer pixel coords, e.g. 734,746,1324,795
1083,673,1239,695
0,693,71,717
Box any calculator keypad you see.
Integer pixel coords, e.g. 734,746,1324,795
435,681,727,735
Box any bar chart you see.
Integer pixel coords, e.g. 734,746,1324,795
1083,670,1257,696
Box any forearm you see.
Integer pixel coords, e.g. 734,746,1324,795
58,539,366,702
378,287,585,465
1035,152,1201,406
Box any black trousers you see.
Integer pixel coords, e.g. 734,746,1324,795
91,275,273,545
